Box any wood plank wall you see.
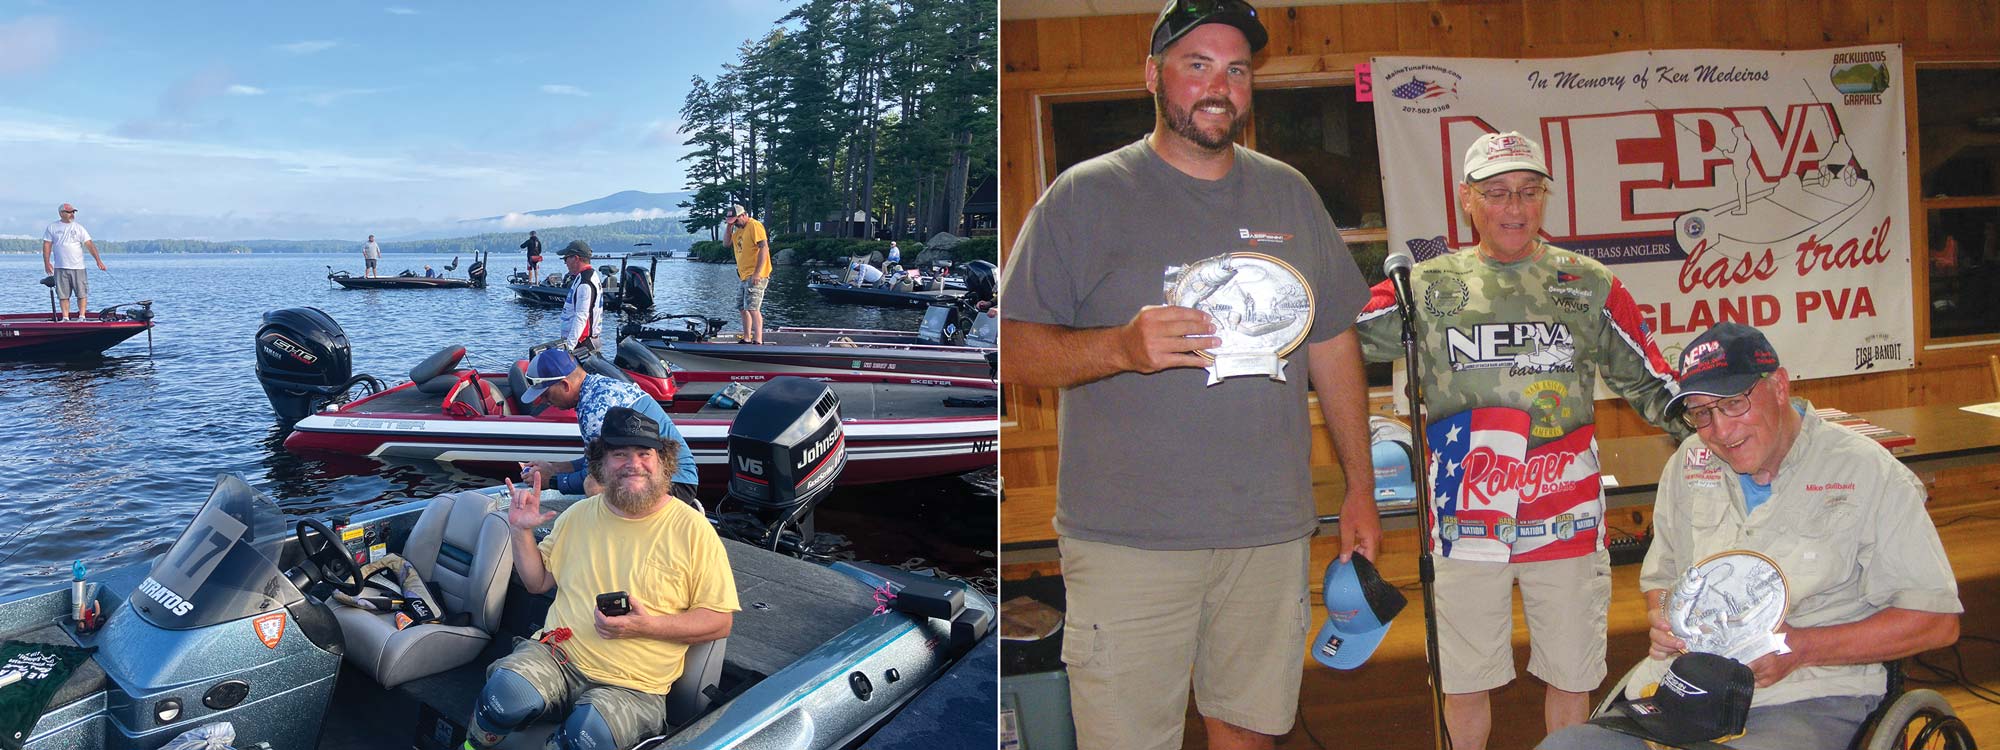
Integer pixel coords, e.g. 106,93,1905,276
999,0,2000,547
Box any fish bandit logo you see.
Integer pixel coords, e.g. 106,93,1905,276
1853,332,1905,370
1384,63,1462,115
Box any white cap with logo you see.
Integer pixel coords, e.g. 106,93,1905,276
1462,131,1552,182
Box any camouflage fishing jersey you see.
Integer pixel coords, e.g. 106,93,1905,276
1355,243,1686,564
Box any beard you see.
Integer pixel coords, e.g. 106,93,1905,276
1156,87,1248,152
602,459,671,515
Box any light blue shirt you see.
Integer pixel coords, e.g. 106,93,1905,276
553,373,699,492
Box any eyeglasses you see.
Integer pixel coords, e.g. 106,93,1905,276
1473,185,1550,205
60,210,76,214
522,372,568,389
1153,0,1264,53
1678,376,1769,430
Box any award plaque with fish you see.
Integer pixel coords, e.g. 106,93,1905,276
1665,550,1792,664
1162,252,1314,386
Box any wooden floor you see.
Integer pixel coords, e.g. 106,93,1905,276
1170,508,2000,750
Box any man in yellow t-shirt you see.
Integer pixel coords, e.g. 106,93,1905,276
723,203,771,344
466,406,738,750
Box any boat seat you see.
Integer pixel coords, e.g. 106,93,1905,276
444,375,507,418
333,493,513,689
506,360,548,416
579,353,632,383
413,345,470,395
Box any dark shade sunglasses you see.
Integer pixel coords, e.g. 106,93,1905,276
1152,0,1267,55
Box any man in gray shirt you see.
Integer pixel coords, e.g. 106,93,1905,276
999,1,1378,748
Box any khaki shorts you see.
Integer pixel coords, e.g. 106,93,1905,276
1059,535,1311,750
1433,550,1610,694
737,277,768,312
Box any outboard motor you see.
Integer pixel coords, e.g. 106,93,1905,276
468,255,488,287
256,307,378,421
725,377,846,551
959,259,997,307
621,266,653,309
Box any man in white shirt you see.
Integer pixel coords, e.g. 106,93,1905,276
363,234,382,277
42,203,107,322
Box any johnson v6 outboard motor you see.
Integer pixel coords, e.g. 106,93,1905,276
725,377,846,550
256,307,376,421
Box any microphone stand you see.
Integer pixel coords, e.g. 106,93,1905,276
1395,285,1452,750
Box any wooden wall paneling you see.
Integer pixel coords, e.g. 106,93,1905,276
1001,19,1040,74
1393,3,1448,55
1518,0,1567,54
1906,53,1931,353
1270,4,1344,59
999,89,1034,264
1035,17,1084,74
1713,0,1788,48
1339,3,1403,54
1461,3,1528,59
1559,0,1628,49
1077,15,1150,71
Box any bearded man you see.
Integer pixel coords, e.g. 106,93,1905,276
466,406,738,750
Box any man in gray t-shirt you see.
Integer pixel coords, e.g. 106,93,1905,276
999,2,1378,748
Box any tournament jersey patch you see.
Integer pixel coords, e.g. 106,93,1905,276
1424,276,1470,317
1523,379,1574,439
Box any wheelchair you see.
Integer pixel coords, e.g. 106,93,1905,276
1591,659,1977,750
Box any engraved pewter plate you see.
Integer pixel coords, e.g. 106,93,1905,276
1163,252,1313,385
1665,550,1791,664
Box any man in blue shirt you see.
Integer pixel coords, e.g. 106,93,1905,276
519,348,700,504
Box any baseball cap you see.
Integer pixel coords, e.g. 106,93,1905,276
1597,652,1753,745
59,203,77,214
1311,553,1406,670
518,348,579,403
557,239,593,260
1665,322,1782,417
1462,131,1552,182
1150,0,1267,56
723,204,747,219
600,406,665,450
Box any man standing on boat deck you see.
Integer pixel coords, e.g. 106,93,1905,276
522,230,543,280
557,240,604,356
362,234,381,278
468,407,737,750
518,347,700,506
1350,132,1690,750
997,1,1381,747
723,203,770,344
42,203,107,322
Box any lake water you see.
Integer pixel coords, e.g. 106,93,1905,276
0,252,995,597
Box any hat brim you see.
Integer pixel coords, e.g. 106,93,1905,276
602,435,665,451
1312,616,1392,670
520,381,557,404
1665,372,1765,416
1465,163,1554,182
1611,699,1721,745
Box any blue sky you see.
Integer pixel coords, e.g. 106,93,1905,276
0,1,792,241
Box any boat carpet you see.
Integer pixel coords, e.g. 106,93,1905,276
670,379,993,421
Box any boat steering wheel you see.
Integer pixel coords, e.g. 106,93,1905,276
294,518,365,596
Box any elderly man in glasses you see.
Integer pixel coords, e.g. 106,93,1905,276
1351,131,1692,750
1000,0,1382,748
1537,322,1960,750
517,348,700,507
42,203,108,322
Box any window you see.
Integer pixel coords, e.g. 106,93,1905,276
1918,66,2000,340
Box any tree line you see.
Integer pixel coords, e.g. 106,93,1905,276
677,0,995,244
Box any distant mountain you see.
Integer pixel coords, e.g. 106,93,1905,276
469,190,695,222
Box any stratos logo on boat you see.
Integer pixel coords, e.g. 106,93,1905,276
139,576,196,616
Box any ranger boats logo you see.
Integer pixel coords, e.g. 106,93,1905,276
139,576,195,616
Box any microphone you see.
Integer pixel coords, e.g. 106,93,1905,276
1383,250,1416,313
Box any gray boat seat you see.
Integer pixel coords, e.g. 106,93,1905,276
333,492,513,689
413,345,470,395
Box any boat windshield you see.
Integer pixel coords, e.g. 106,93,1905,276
134,474,302,630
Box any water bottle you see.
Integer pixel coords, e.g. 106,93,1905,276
71,560,89,622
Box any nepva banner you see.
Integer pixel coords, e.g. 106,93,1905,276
1373,45,1912,381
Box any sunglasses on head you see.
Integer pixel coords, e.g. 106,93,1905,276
1154,0,1262,52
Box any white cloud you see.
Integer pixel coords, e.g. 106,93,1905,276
386,6,419,14
641,119,685,148
540,84,590,97
226,85,265,96
0,16,62,77
276,40,338,55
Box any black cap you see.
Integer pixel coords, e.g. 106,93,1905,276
600,406,665,450
1667,322,1781,416
1605,653,1753,745
557,240,593,260
1151,0,1268,56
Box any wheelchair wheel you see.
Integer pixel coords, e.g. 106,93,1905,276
1863,688,1977,750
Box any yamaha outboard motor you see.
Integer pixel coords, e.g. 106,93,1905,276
725,377,846,551
468,254,488,288
256,307,379,421
621,265,654,310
